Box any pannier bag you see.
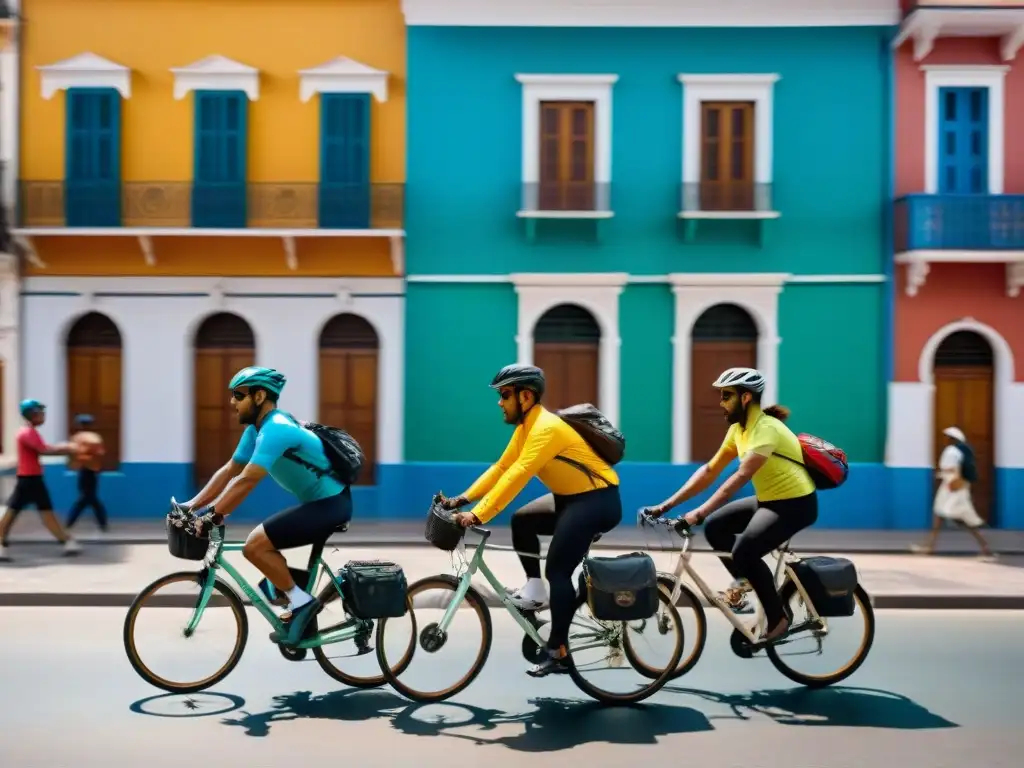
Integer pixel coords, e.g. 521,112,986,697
790,556,859,617
341,560,409,619
583,552,659,622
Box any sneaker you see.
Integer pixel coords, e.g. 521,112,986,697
719,581,754,614
0,545,9,562
62,539,82,556
505,586,549,611
527,648,570,678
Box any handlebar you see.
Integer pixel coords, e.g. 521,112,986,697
637,508,694,538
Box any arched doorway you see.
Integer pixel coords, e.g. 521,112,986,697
532,304,600,411
66,312,122,470
194,313,255,488
319,313,379,485
690,303,758,462
933,330,995,523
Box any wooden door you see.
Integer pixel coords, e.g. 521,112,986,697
533,304,601,411
194,314,255,488
66,312,122,470
319,314,379,485
700,102,755,211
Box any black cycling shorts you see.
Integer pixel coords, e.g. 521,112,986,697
6,476,54,512
262,487,352,550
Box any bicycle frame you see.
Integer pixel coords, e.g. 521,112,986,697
186,527,369,650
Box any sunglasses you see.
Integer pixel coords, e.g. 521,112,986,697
231,389,250,401
499,389,516,401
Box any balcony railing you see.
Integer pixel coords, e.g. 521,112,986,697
894,194,1024,252
16,181,405,230
519,182,612,214
679,182,775,214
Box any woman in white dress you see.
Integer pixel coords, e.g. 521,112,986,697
912,426,996,561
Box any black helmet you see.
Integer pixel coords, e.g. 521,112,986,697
490,364,546,398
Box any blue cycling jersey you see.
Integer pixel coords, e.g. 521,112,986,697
231,409,345,503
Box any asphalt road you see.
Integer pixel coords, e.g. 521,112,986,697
1,607,1022,767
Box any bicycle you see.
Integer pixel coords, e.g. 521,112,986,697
634,511,875,688
374,502,686,706
123,504,415,694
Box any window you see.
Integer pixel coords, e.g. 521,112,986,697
192,90,248,228
320,93,371,228
539,101,595,211
65,88,121,227
938,87,988,195
699,102,754,211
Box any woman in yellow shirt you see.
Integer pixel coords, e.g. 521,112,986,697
645,367,817,644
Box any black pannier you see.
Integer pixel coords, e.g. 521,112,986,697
583,552,659,622
341,560,409,619
790,556,859,617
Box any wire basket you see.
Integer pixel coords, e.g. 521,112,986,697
425,501,465,552
166,518,220,561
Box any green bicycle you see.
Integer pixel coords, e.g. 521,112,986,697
123,510,416,694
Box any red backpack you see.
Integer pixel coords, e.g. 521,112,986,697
774,433,849,490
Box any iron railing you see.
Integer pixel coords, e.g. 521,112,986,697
679,182,775,214
894,194,1024,251
519,182,613,213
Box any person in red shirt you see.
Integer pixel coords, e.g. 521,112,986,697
0,399,82,561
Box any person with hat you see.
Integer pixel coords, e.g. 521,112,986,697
0,399,82,561
65,414,109,533
912,425,996,560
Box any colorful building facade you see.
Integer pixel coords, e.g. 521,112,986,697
889,0,1024,529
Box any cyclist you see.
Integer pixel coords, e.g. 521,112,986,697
440,364,622,678
643,367,817,644
181,366,352,647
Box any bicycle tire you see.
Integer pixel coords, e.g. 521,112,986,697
123,570,249,694
765,581,876,688
376,574,493,703
623,574,708,680
566,585,685,705
312,581,417,689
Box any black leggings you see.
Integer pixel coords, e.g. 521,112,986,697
703,493,818,628
510,486,623,650
66,470,109,530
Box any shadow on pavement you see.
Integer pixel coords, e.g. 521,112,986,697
214,688,712,749
0,543,131,569
665,685,959,730
129,691,247,719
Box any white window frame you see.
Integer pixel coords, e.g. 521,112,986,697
922,65,1007,195
515,74,617,210
38,53,132,99
299,56,390,103
171,55,260,101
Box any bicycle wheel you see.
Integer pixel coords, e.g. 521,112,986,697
624,574,708,681
312,581,417,689
123,571,248,694
566,585,685,705
376,574,493,703
765,581,875,688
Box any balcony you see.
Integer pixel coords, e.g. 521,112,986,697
677,182,780,246
517,182,613,243
893,193,1024,296
895,1,1024,61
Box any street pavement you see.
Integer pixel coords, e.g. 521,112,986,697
0,607,1021,767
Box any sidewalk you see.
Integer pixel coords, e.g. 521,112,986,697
1,535,1022,610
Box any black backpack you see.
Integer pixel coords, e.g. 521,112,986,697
278,413,365,486
555,403,626,466
954,440,978,483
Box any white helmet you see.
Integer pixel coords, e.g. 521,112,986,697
712,367,766,393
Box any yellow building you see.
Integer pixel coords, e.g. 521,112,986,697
10,0,408,517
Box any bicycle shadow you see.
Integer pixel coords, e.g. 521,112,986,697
217,689,712,750
665,685,959,730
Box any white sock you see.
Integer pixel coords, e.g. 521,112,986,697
520,578,547,602
287,585,312,609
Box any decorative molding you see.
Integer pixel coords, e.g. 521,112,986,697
1002,23,1024,62
679,74,779,185
38,53,131,99
516,73,617,184
299,56,390,103
509,271,629,288
922,65,1007,194
170,55,260,101
404,273,886,285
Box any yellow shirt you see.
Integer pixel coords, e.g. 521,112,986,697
708,405,816,502
464,405,619,524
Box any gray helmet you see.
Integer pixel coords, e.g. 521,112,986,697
490,364,546,397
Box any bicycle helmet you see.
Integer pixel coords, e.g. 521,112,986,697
712,367,766,394
229,366,287,397
20,399,45,418
490,364,546,398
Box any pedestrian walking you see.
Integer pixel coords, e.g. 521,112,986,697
65,414,109,533
0,399,82,561
912,426,996,561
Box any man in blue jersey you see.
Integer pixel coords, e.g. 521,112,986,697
182,366,351,646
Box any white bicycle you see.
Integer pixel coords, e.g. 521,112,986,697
634,511,876,688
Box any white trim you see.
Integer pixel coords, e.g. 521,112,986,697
511,273,627,426
785,274,887,283
171,55,260,101
299,57,390,103
922,65,1007,195
37,53,131,100
13,227,404,238
402,0,901,27
888,317,1022,468
678,74,779,188
516,74,617,186
669,272,786,463
404,273,888,285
